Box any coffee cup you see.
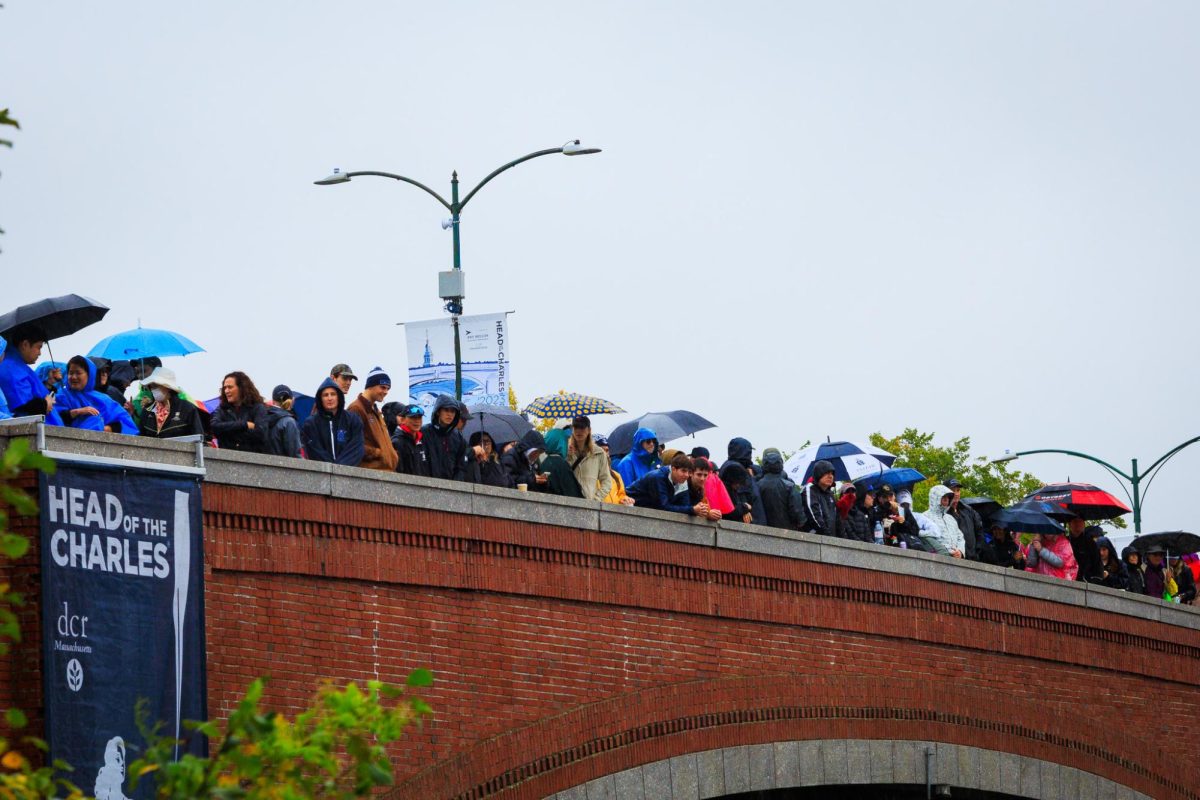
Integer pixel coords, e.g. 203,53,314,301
517,483,528,492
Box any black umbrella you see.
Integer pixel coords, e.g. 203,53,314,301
606,410,716,457
0,294,109,340
462,406,533,445
961,496,1002,520
1129,531,1200,557
990,500,1066,535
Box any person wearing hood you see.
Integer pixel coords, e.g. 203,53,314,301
720,438,766,525
90,358,124,408
799,460,840,537
626,453,711,516
301,378,364,467
0,327,63,424
757,448,804,531
841,485,876,543
1121,547,1145,596
567,416,612,501
537,428,583,498
211,371,270,452
720,462,754,523
920,485,965,557
616,428,660,487
57,356,138,435
36,361,66,394
138,367,204,439
978,524,1026,570
502,429,545,489
422,394,468,481
1170,555,1196,604
1025,530,1077,580
0,340,10,420
391,403,431,477
1095,536,1128,590
346,367,399,472
466,431,513,488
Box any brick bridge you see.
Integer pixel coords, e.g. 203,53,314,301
2,422,1198,800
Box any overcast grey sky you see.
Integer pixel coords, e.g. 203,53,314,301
3,2,1197,537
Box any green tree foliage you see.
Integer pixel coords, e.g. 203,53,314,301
130,672,432,800
869,428,1044,513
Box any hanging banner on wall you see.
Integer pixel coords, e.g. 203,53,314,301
403,312,510,409
40,463,206,799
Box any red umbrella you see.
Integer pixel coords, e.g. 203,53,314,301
1023,482,1131,520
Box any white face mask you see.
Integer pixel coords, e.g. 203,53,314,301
151,388,168,403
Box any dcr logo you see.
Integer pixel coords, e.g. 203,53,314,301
66,658,83,692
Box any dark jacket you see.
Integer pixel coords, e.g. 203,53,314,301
421,394,468,481
1144,560,1166,599
264,405,301,457
392,423,431,477
502,430,545,488
843,502,874,543
1069,531,1104,583
979,533,1025,570
466,432,514,488
301,378,364,467
137,394,203,440
720,438,766,525
537,429,583,498
757,449,803,530
949,501,983,560
1175,563,1197,604
799,480,838,536
211,400,269,453
627,465,696,515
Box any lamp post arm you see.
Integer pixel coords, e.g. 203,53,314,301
458,147,564,211
1011,448,1133,482
344,171,453,211
1142,435,1200,475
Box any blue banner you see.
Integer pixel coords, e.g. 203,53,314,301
40,463,206,798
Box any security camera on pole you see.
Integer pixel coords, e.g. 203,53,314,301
315,140,602,400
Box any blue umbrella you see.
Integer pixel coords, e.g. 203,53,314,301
89,326,205,360
990,500,1066,536
856,467,926,492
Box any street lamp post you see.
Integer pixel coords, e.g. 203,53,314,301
315,139,601,400
992,436,1200,533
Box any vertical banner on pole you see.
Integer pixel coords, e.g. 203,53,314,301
40,463,206,799
404,312,510,409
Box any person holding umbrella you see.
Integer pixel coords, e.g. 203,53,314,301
466,431,513,488
1095,536,1128,590
0,327,63,424
1066,517,1104,583
945,478,982,560
138,367,204,440
616,428,660,487
1026,530,1078,581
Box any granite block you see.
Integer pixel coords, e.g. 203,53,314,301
696,748,725,798
747,743,775,791
669,754,699,800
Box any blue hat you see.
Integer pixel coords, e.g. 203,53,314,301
365,366,391,389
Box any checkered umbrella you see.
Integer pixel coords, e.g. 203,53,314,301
522,392,625,420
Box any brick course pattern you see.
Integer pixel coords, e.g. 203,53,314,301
5,476,1199,800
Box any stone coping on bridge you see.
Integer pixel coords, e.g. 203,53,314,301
4,419,1198,631
550,739,1152,800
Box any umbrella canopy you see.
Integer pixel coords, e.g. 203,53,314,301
784,440,897,484
990,500,1067,536
1129,531,1200,557
605,410,716,456
961,496,1002,520
1024,482,1131,520
89,326,204,360
463,406,533,444
0,293,109,340
856,467,926,492
523,392,625,420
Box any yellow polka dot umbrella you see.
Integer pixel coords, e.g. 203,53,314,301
522,392,626,420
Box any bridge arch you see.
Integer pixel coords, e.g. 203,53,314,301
551,740,1151,800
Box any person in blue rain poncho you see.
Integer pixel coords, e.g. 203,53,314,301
615,427,660,486
56,355,138,435
0,327,63,424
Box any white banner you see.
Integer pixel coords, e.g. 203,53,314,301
404,312,510,410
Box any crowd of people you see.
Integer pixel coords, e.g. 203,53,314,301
0,325,1192,605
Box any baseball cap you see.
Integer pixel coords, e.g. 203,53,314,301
330,363,357,380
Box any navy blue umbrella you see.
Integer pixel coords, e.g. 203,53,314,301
990,500,1066,535
0,293,109,339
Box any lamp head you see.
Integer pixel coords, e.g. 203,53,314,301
314,168,351,185
561,139,601,156
991,450,1019,465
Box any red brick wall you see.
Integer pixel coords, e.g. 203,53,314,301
7,480,1200,800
